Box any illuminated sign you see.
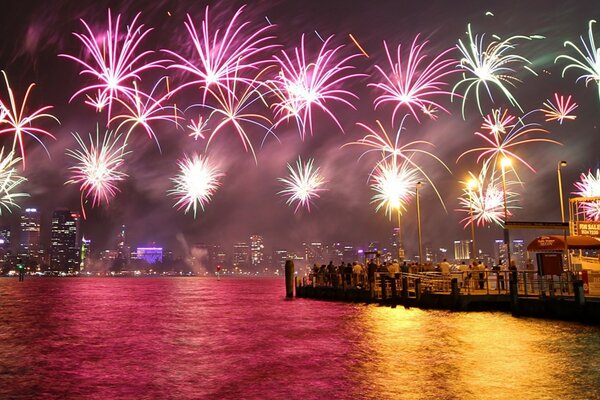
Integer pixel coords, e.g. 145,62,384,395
577,221,600,237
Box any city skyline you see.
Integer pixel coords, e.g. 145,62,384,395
0,1,596,258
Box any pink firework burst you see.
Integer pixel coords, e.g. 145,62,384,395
270,34,362,139
0,71,58,168
370,36,458,124
541,93,578,124
457,111,560,173
65,129,129,219
204,69,274,161
187,115,209,140
574,169,600,221
165,5,276,99
480,108,516,136
62,10,163,119
278,157,327,213
110,79,180,149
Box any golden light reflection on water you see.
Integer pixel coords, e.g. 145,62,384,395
348,306,599,400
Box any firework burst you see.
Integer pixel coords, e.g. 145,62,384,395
541,93,578,124
270,34,362,138
278,157,327,213
370,36,457,124
556,20,600,101
0,71,58,168
187,115,209,140
165,5,276,99
457,161,518,228
574,169,600,221
62,10,163,119
169,154,224,218
0,148,28,214
65,129,129,219
453,24,541,117
370,158,419,218
481,108,516,136
457,110,560,173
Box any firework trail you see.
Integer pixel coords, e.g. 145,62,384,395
457,160,518,228
62,10,163,119
370,36,457,123
370,158,419,218
556,20,600,101
453,24,542,117
0,71,58,168
165,5,276,100
574,169,600,221
169,154,224,218
270,34,362,138
278,156,327,213
110,78,180,149
457,110,560,173
203,68,274,161
0,148,28,214
541,93,578,124
65,129,129,219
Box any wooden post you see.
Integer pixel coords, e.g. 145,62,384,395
415,278,421,301
573,279,585,307
401,276,409,300
380,275,387,301
509,270,519,315
285,260,294,298
451,278,459,309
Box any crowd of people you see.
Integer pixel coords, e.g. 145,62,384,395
309,256,519,292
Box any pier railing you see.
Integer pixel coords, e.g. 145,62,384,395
306,269,581,300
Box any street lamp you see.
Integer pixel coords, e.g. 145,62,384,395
557,160,568,223
500,157,512,268
395,204,404,263
467,178,478,260
416,181,424,266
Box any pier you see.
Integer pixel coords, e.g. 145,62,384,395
295,269,600,324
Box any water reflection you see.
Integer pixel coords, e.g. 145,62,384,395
0,278,599,399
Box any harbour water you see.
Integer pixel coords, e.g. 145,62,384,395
1,277,599,399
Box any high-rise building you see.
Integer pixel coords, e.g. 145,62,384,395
454,240,472,261
19,208,41,261
303,242,324,266
250,234,264,267
0,225,10,250
136,247,163,264
493,239,507,264
272,249,288,269
512,239,525,268
233,242,250,268
50,209,81,272
80,236,91,271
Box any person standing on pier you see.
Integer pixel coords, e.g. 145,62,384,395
440,259,451,276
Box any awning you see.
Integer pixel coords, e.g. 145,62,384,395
527,235,600,251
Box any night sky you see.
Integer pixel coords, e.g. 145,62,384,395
0,0,598,257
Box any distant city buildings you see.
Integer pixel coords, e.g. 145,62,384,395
136,247,163,264
19,208,41,262
50,209,81,272
454,240,472,261
250,234,264,267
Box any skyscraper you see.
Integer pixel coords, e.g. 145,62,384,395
50,209,81,272
19,208,41,261
454,240,472,261
233,242,250,268
250,234,264,268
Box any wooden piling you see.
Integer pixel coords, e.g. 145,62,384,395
285,260,294,298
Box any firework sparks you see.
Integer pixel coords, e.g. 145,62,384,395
169,154,224,218
278,157,327,213
0,71,58,168
187,115,209,140
204,69,274,161
110,79,179,149
457,161,518,228
541,93,578,124
457,110,560,173
370,36,457,124
271,34,362,139
370,158,419,218
574,169,600,221
62,10,163,119
481,108,516,135
65,129,129,219
0,148,28,214
453,24,541,117
556,20,600,101
165,5,276,99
